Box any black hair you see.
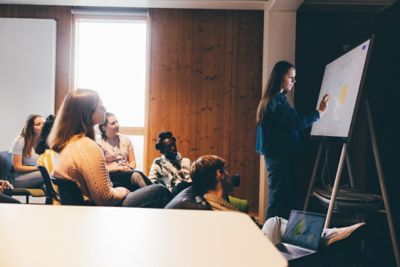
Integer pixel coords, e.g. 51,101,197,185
155,131,176,151
35,114,55,154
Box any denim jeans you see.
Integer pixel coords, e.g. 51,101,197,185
264,156,296,220
12,170,44,188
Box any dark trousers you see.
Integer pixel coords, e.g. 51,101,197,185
122,184,173,208
0,191,20,204
172,181,192,196
265,156,296,220
110,170,152,191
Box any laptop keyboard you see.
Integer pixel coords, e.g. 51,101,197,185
276,243,309,259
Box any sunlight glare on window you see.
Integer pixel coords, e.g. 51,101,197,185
74,20,147,127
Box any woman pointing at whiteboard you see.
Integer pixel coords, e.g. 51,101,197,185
256,60,329,220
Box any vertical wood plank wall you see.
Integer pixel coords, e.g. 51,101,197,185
148,9,263,212
0,5,73,111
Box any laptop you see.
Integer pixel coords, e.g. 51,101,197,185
275,210,326,261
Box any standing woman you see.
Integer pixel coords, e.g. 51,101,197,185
98,112,150,190
48,89,171,207
10,114,45,188
256,61,329,220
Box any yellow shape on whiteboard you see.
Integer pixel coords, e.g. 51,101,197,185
339,84,349,104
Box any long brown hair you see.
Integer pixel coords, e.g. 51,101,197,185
20,114,42,157
256,61,295,124
49,89,100,153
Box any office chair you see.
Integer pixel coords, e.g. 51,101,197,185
37,165,60,205
51,176,86,205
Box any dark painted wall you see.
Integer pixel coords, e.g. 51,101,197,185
296,2,399,266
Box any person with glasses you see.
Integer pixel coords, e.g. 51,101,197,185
256,61,330,220
165,155,233,211
166,155,366,254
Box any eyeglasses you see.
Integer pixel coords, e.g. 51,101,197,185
220,167,230,175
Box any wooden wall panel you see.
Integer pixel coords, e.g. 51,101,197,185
148,9,263,212
230,11,264,212
0,5,73,111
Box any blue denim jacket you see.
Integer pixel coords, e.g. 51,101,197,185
256,92,319,157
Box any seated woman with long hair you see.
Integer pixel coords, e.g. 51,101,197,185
98,112,151,191
48,89,172,207
9,114,44,188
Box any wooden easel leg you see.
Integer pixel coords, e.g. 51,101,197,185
303,141,324,211
365,99,400,266
324,143,348,228
346,152,356,188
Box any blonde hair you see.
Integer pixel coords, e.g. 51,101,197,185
48,89,100,153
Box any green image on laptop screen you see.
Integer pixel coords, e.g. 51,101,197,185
283,211,326,251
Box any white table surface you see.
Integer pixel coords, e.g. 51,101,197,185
0,204,287,267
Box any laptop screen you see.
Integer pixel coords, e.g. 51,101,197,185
282,210,326,251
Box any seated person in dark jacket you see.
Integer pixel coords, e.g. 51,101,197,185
0,180,20,204
165,155,234,211
165,185,211,210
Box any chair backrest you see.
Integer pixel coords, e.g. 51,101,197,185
37,165,58,205
51,177,86,205
0,151,13,181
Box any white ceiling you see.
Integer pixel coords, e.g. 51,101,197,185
0,0,396,11
0,0,269,10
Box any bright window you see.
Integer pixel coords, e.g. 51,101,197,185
74,18,147,170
